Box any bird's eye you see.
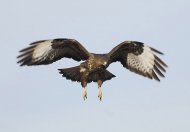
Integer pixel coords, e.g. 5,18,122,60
103,61,107,65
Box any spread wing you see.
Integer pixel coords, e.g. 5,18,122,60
17,38,90,66
108,41,168,81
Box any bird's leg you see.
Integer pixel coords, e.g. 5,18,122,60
97,80,103,101
82,81,87,100
83,86,87,100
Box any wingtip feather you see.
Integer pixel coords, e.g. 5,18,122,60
150,47,164,55
152,70,160,82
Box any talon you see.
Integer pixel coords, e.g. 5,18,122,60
83,87,87,100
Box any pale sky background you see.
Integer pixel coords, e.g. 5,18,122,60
0,0,190,132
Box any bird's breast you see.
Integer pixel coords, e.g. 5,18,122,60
86,55,107,71
87,59,95,71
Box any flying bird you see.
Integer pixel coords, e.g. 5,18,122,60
17,38,167,101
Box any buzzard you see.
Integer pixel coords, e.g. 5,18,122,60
17,38,167,101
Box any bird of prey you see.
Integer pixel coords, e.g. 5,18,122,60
17,38,167,101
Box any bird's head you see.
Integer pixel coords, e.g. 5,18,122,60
97,55,109,69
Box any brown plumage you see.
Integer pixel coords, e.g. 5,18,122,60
17,38,168,101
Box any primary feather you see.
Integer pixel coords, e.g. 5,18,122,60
17,38,90,66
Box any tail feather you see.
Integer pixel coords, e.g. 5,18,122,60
87,70,116,83
58,66,81,82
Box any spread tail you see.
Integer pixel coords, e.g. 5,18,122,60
59,66,116,83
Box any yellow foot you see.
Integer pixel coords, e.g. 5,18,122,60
98,87,102,101
83,87,87,100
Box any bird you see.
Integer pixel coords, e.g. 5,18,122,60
17,38,167,101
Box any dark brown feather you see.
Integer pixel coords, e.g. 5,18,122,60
30,40,46,45
154,65,165,77
154,55,168,67
87,70,116,83
155,60,166,72
17,50,33,58
152,70,160,81
19,45,36,52
150,47,164,55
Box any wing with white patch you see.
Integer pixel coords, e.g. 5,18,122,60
17,38,90,66
108,41,167,81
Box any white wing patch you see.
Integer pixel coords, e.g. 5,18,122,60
127,46,165,80
32,40,53,61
